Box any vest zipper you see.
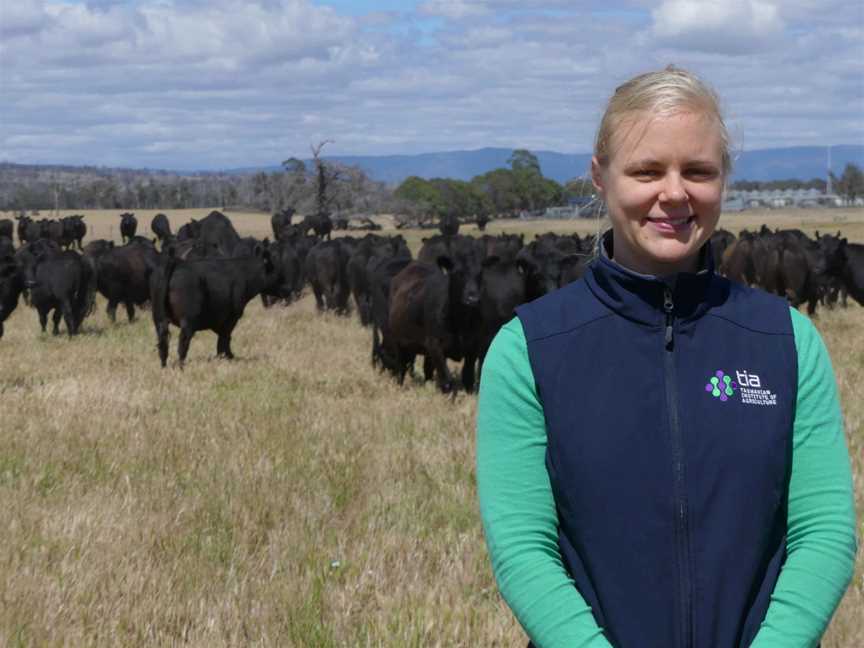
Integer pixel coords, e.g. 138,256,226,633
663,286,693,648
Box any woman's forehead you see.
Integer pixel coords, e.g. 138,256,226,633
608,110,723,163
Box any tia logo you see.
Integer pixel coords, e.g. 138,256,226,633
706,369,777,406
705,370,737,401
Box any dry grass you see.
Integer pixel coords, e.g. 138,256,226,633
1,208,861,646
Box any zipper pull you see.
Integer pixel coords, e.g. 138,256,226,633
663,287,674,350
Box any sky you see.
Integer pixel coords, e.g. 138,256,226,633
1,0,862,171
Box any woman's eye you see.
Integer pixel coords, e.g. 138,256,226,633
686,168,718,179
634,169,659,178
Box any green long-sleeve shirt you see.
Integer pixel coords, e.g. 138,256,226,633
476,308,857,648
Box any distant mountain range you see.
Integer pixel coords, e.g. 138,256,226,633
228,144,864,185
5,145,862,186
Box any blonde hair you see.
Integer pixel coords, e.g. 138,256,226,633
594,65,731,176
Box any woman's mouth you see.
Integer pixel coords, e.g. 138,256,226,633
645,215,695,233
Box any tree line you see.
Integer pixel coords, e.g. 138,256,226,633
2,157,861,216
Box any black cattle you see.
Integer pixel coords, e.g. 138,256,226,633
439,212,460,237
305,239,352,314
298,212,333,240
196,210,241,256
516,237,585,300
480,233,524,261
477,255,528,372
387,249,484,393
87,241,160,322
151,213,172,243
271,207,296,240
82,239,115,258
67,215,87,249
25,249,96,336
369,255,414,371
0,219,12,241
45,219,65,247
0,236,14,259
0,256,23,339
261,238,304,306
710,229,735,268
348,234,411,326
177,218,201,241
120,212,138,244
475,213,490,232
150,247,276,367
841,243,864,307
14,215,31,244
22,218,42,245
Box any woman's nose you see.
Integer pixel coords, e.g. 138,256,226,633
660,175,688,203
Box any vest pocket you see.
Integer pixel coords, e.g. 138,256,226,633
737,534,787,648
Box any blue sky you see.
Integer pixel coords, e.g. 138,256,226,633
1,0,862,171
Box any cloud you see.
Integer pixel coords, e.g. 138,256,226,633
651,0,784,53
0,0,54,38
0,0,861,170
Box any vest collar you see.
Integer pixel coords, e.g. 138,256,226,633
584,230,717,325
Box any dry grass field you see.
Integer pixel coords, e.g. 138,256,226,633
1,207,861,646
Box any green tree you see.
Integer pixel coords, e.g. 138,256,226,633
832,163,864,203
508,149,541,174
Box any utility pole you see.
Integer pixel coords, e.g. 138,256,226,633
826,145,833,195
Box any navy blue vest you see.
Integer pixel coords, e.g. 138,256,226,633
516,237,797,648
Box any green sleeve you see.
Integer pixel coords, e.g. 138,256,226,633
750,308,859,647
476,318,613,648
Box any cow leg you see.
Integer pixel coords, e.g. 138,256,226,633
216,329,235,359
0,321,4,338
106,299,118,323
423,356,435,382
125,301,135,322
807,296,818,317
461,353,478,394
156,321,170,368
177,325,194,367
52,307,63,336
427,340,453,393
61,299,78,336
37,308,48,333
312,284,324,311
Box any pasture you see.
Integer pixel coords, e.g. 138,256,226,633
1,207,862,646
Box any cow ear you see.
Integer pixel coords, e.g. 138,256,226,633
436,255,453,274
481,255,500,268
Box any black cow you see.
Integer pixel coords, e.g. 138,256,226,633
150,247,276,367
475,213,490,232
261,238,304,306
387,249,484,393
271,207,296,240
0,256,23,339
197,210,241,256
25,249,96,336
299,212,333,240
710,229,735,268
177,218,201,241
840,242,864,307
439,213,460,237
369,255,414,371
305,239,352,314
0,219,12,241
348,235,410,326
59,215,86,249
120,212,138,244
87,241,160,322
517,237,585,300
478,255,528,373
151,213,172,243
14,215,31,244
0,236,14,259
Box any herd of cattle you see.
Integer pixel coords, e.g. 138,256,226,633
0,210,862,392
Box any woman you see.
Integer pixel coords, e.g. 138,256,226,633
476,66,857,648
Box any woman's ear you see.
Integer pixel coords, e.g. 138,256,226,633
591,156,605,195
